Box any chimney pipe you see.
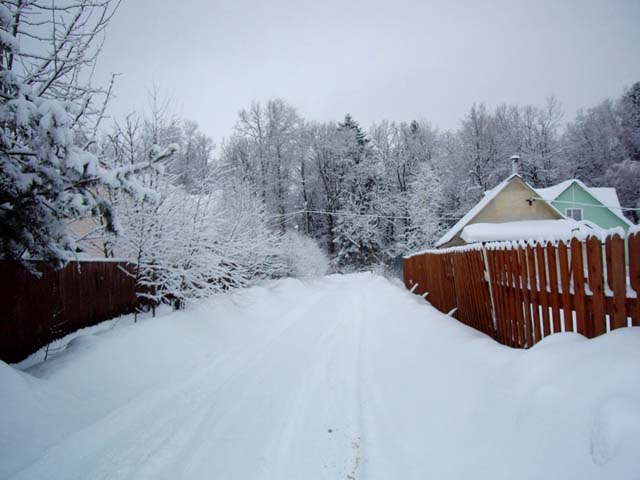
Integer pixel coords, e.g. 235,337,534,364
510,155,521,175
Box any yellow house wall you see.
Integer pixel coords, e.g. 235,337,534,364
67,217,108,258
440,178,563,248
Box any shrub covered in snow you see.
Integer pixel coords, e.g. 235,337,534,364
0,1,174,268
278,231,330,279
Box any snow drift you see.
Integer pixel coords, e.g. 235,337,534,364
1,274,639,479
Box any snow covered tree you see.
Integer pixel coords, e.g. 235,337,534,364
562,100,622,181
307,122,349,254
333,115,386,269
459,104,502,194
174,120,215,190
604,159,640,223
493,98,562,186
618,82,640,163
279,230,329,278
0,1,176,268
227,99,302,233
405,163,445,251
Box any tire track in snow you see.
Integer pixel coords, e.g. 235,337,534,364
264,276,366,479
8,280,347,480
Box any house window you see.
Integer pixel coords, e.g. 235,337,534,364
565,208,583,221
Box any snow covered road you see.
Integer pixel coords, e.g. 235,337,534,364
2,273,640,479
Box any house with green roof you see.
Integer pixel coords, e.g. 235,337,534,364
535,179,634,233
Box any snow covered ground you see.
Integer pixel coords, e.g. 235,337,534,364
2,273,640,479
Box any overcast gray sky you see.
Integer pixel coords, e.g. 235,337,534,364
94,0,640,143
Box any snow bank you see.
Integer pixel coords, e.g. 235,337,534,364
1,274,639,479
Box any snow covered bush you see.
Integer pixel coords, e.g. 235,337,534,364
279,231,329,279
0,0,175,267
215,178,284,282
405,163,445,251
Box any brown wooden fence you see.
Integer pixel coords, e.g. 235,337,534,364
403,231,640,348
0,260,137,363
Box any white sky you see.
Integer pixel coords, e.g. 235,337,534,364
93,0,640,144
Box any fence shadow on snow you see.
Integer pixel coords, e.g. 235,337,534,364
403,229,640,348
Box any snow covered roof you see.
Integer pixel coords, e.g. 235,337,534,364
434,174,562,248
460,219,593,244
434,175,516,248
535,179,633,227
534,179,574,202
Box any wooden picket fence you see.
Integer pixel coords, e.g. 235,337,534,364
0,260,137,363
403,230,640,348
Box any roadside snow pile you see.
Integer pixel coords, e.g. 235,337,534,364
1,274,639,479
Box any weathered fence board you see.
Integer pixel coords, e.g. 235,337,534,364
557,242,573,333
586,236,606,337
546,244,561,334
630,233,640,326
0,260,137,363
403,230,640,348
570,238,588,337
608,235,627,330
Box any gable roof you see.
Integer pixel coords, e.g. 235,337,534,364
435,174,561,248
535,179,633,227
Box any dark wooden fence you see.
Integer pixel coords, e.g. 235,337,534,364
403,231,640,348
0,260,137,363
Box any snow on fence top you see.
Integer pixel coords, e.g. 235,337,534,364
404,225,635,259
460,219,590,244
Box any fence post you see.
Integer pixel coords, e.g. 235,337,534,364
480,246,498,338
586,235,606,337
557,240,573,333
535,243,551,339
546,243,561,334
517,244,533,347
570,238,587,336
606,234,627,330
499,246,515,347
508,245,524,347
629,232,640,327
526,244,541,343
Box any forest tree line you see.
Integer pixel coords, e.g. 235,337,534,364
1,0,638,310
214,84,640,269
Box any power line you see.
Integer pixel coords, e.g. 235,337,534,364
264,209,463,221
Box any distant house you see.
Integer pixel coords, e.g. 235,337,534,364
535,179,634,233
67,217,109,258
435,173,587,249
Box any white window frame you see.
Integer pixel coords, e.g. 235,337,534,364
565,207,583,221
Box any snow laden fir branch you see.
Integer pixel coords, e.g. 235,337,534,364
0,0,156,266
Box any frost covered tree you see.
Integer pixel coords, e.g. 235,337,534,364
369,120,441,256
405,163,445,251
279,230,329,278
306,122,350,254
219,88,639,270
332,114,385,269
493,98,562,186
604,159,640,223
227,99,301,233
458,104,503,195
0,0,175,267
107,100,290,311
175,120,215,190
618,82,640,163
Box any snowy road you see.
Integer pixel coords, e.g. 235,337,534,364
2,273,640,479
